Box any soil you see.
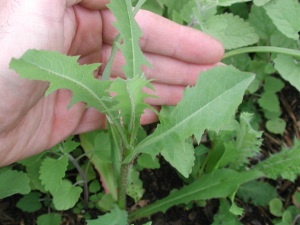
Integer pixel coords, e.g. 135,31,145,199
0,83,299,225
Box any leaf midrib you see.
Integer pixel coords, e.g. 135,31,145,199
27,58,110,113
136,76,252,152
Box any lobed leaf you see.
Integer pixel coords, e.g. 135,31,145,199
212,199,242,225
269,198,283,217
58,137,80,154
52,180,82,210
107,0,150,78
203,13,259,49
16,192,42,213
264,77,285,93
161,139,195,178
248,5,277,40
9,50,112,114
237,180,277,206
128,66,255,176
39,155,69,193
129,169,263,221
266,118,286,135
254,142,300,181
263,0,300,40
253,0,271,6
87,205,128,225
258,91,281,114
208,113,262,171
218,0,251,6
20,153,46,192
274,54,300,92
180,1,217,25
0,169,31,198
126,167,144,202
229,112,263,169
110,77,154,145
80,131,118,200
36,213,61,225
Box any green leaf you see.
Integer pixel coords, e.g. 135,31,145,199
254,143,300,181
258,91,281,113
37,213,62,225
274,54,300,92
16,192,42,213
133,0,164,15
264,0,300,40
161,139,195,178
129,169,263,221
264,77,285,93
89,180,101,193
237,180,277,206
229,3,249,19
58,137,80,154
9,50,112,113
98,194,115,212
0,169,31,198
207,113,262,171
217,0,251,6
140,222,152,225
203,13,259,49
229,113,262,169
110,77,154,145
180,1,217,25
80,131,118,200
164,0,188,18
20,153,46,192
270,30,299,49
266,118,286,135
39,155,69,193
248,5,277,40
107,0,150,78
282,210,294,224
212,199,242,225
293,192,300,208
253,0,271,6
128,66,255,171
87,205,128,225
126,167,144,202
52,180,82,210
269,198,283,217
137,154,160,169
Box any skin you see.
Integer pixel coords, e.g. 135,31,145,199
0,0,224,166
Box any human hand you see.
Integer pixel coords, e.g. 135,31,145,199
0,0,224,166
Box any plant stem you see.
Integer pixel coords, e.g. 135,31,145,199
117,163,130,210
223,46,300,59
67,154,89,207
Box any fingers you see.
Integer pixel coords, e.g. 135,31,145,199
100,44,216,87
144,82,184,106
68,5,102,63
140,106,160,125
77,0,109,9
101,9,224,65
72,108,107,134
74,105,159,133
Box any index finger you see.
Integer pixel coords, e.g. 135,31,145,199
101,9,224,65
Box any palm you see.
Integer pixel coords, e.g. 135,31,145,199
0,4,105,164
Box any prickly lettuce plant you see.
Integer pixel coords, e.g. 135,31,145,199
3,0,300,224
